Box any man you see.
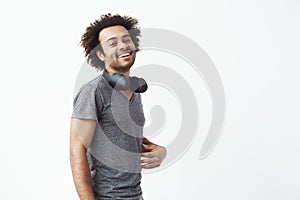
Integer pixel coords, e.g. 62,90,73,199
70,13,167,200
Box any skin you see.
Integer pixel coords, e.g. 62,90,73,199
70,25,167,200
97,25,137,75
70,119,96,200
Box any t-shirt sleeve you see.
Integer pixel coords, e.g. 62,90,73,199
71,84,101,121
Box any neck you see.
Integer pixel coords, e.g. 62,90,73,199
105,67,130,77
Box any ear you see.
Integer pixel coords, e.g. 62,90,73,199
96,50,105,62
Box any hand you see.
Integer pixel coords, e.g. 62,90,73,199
141,143,167,169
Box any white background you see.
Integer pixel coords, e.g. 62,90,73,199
0,0,299,199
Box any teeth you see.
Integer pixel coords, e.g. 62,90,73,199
119,53,130,58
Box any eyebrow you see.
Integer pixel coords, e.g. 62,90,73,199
105,34,131,43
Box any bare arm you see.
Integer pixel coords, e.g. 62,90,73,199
141,137,167,169
70,118,96,200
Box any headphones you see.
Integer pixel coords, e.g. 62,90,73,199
102,70,148,93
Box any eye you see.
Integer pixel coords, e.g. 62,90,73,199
109,42,117,47
123,38,132,43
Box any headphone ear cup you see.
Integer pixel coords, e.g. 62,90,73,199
130,76,148,93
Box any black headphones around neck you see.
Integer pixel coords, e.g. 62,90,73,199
102,70,148,93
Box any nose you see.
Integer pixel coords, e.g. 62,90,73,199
117,40,129,51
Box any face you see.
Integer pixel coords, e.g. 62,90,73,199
97,25,137,72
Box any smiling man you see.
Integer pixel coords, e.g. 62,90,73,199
70,14,167,200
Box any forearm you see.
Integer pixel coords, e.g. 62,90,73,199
70,119,96,200
70,153,95,200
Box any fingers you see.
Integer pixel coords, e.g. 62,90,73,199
142,143,155,150
141,151,155,158
142,144,153,153
140,144,167,169
141,162,161,169
141,157,157,164
140,152,162,169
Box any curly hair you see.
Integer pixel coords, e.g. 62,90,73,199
80,13,141,70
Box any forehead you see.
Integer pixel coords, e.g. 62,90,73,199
98,25,130,42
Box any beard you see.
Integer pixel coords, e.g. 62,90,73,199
109,51,136,72
110,65,131,72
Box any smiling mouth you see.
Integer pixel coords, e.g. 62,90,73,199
118,52,132,58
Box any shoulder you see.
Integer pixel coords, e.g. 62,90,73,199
77,75,105,94
73,76,105,102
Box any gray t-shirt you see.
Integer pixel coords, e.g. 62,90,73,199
72,75,145,200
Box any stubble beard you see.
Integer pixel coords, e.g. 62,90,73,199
110,62,133,72
109,52,136,73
